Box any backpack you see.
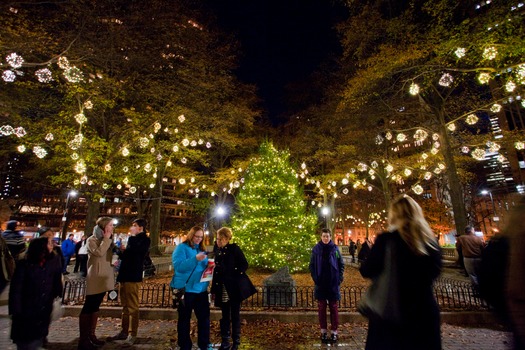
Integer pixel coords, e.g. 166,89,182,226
478,235,509,317
0,235,16,282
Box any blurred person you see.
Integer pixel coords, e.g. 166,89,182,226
210,227,252,350
170,226,212,350
78,217,115,350
456,226,485,288
2,220,26,261
74,235,88,277
107,218,151,345
358,237,372,264
0,233,15,294
309,228,344,343
349,240,357,263
61,233,76,275
360,195,442,350
9,236,63,350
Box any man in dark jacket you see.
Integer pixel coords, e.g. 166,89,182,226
2,220,26,262
107,218,151,345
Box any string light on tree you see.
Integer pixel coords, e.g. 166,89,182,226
439,73,454,87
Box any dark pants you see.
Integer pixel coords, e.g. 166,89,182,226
81,292,106,314
220,300,242,343
177,292,210,350
62,255,72,273
317,299,339,331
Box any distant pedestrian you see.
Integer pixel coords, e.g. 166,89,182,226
357,238,372,264
171,226,212,350
360,195,442,350
2,220,26,262
61,234,75,275
309,228,344,343
74,235,88,277
349,240,357,263
9,236,63,350
211,227,254,350
107,218,151,346
78,217,115,350
456,226,485,287
0,233,15,294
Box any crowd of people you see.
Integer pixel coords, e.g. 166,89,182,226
1,193,524,350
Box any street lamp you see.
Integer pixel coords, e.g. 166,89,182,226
480,190,496,215
321,206,330,228
61,190,77,241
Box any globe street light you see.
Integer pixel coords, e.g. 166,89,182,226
61,190,77,241
321,206,330,228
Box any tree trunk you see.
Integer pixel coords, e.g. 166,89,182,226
149,168,166,256
84,196,101,238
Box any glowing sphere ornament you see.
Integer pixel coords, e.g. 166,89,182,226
466,114,479,125
409,82,420,95
482,46,497,60
35,68,53,83
439,73,454,87
478,73,490,84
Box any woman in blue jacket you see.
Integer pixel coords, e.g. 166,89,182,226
170,226,212,350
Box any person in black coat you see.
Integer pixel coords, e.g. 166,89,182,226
210,227,252,350
360,195,442,350
107,218,151,345
309,228,344,343
9,236,63,350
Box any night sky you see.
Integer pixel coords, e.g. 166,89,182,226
207,0,347,125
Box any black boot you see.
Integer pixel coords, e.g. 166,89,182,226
78,313,97,350
219,319,232,350
89,312,105,347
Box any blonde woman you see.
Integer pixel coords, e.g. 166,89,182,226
359,195,442,350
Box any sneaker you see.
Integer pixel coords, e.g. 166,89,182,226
107,331,128,341
330,333,338,343
321,333,329,343
124,335,136,345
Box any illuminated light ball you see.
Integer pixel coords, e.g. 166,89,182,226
212,192,216,197
412,185,424,195
491,104,502,113
409,82,420,95
156,153,162,161
88,181,93,186
182,139,190,147
174,128,179,133
57,57,70,69
31,146,47,158
466,114,479,125
164,128,169,132
432,133,439,141
154,122,161,133
368,169,375,176
404,168,412,177
472,148,486,160
123,166,129,172
181,157,187,164
64,66,83,83
190,140,197,147
198,139,204,145
439,73,454,87
172,145,179,152
45,133,54,141
497,155,507,163
375,135,384,145
17,145,26,153
421,153,428,160
371,161,378,168
433,168,442,174
522,101,525,109
431,148,439,155
2,70,16,82
414,129,428,141
123,177,129,184
396,133,407,142
71,153,79,160
238,168,243,172
447,123,456,131
84,100,93,109
139,137,149,148
149,133,154,139
0,125,14,135
434,141,441,149
230,170,235,175
117,184,122,190
357,163,368,172
515,141,525,150
424,172,432,180
438,163,446,170
461,146,470,153
385,132,393,140
75,160,86,174
482,46,497,60
386,164,394,172
506,81,516,92
150,147,155,154
342,178,349,185
368,186,373,191
343,188,349,195
80,176,88,185
122,147,130,156
74,179,80,186
178,114,185,122
102,183,109,190
333,193,338,198
478,73,491,84
153,172,157,178
14,127,26,137
35,68,53,83
331,181,337,187
301,162,306,169
179,178,186,185
144,163,152,172
75,113,87,124
455,47,466,58
6,53,24,68
191,177,195,183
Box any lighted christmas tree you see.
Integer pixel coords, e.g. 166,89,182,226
231,141,318,272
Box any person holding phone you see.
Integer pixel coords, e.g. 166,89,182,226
78,217,116,350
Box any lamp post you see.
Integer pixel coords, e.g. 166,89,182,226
480,189,498,231
61,190,77,241
321,206,330,229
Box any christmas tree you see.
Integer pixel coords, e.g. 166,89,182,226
231,141,318,272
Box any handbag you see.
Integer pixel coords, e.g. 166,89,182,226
237,272,257,301
357,239,402,324
171,264,198,309
50,297,64,322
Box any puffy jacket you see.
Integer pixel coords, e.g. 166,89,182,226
170,242,209,293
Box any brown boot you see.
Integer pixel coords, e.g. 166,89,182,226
89,312,105,347
78,313,97,350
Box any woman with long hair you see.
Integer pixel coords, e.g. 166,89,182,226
360,195,442,350
9,236,63,350
78,217,115,350
170,226,212,350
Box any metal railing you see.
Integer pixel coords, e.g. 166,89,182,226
62,279,485,311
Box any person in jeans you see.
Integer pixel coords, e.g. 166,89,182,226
309,228,344,343
61,234,75,275
171,226,212,350
107,218,151,345
456,226,485,287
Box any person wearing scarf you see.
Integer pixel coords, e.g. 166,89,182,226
309,228,344,344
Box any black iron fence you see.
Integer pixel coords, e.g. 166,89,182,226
62,278,486,311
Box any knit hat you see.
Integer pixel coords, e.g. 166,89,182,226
6,220,17,231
